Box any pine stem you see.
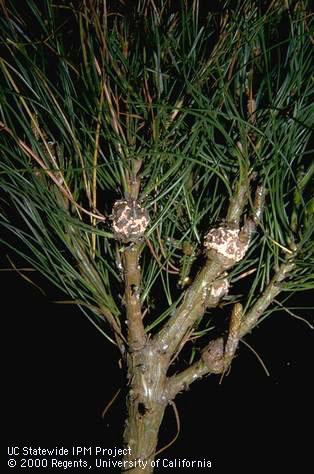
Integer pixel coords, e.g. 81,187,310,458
123,340,168,473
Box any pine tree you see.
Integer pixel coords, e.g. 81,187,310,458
1,1,313,472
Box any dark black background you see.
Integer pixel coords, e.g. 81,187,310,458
2,253,313,472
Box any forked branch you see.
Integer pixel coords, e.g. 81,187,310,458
154,178,263,358
167,254,296,398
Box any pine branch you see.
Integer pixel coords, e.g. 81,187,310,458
154,178,262,357
166,338,225,399
167,254,296,398
119,161,147,351
239,258,296,337
122,244,146,351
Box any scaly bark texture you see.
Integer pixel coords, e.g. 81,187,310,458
122,245,146,351
123,341,168,474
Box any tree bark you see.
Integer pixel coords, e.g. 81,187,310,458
122,340,168,473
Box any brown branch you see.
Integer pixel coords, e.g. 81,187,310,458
122,244,146,351
239,258,295,337
165,182,298,398
166,338,224,399
154,178,259,358
120,161,147,351
155,259,226,356
224,302,243,368
167,255,296,398
226,169,254,226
